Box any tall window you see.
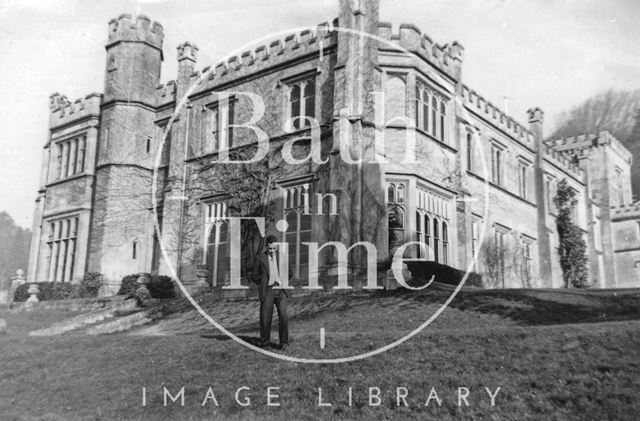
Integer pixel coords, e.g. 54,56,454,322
439,102,446,142
387,182,406,253
416,211,422,257
433,218,440,263
416,186,450,263
471,218,480,271
204,201,229,286
283,183,312,279
615,169,624,206
46,216,78,283
442,221,448,265
494,229,506,287
491,145,503,186
55,136,86,180
288,77,315,130
518,161,528,199
415,85,430,133
521,240,532,285
546,177,555,213
415,83,447,142
431,96,437,137
203,100,234,154
466,132,473,172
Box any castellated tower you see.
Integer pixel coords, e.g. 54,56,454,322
87,15,164,282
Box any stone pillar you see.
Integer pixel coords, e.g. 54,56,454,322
9,269,26,303
326,0,386,278
529,107,553,287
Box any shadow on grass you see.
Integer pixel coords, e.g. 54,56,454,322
443,288,640,326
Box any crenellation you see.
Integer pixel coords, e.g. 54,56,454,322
49,93,102,128
611,201,640,219
107,13,163,49
398,23,422,51
269,39,284,56
49,92,71,111
255,45,268,61
461,84,534,147
178,24,338,97
547,130,632,164
284,33,300,50
377,22,392,40
155,80,176,102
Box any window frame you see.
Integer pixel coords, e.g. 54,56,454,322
282,71,318,132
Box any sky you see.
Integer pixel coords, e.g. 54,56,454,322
1,0,639,229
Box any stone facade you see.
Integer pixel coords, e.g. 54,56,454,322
28,0,640,292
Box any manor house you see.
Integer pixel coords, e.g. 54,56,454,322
27,0,640,292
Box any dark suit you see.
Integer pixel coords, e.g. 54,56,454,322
252,251,292,347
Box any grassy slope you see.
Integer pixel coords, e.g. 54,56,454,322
0,287,639,420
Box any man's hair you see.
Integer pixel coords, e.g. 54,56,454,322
265,235,278,245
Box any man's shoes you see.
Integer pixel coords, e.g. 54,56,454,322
280,343,289,352
259,343,270,350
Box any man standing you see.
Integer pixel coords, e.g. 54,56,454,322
252,235,291,351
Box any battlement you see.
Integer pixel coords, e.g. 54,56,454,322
377,22,463,81
546,131,632,165
187,22,337,94
461,85,535,148
611,201,640,220
177,42,198,62
49,92,102,128
107,14,164,50
155,80,176,106
542,143,584,181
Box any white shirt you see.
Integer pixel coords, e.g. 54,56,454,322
267,254,282,286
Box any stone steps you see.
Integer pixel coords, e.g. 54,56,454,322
84,308,160,335
29,298,140,336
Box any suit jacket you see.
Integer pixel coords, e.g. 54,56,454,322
252,251,293,302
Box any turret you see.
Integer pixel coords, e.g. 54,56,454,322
527,107,544,151
176,41,199,99
104,14,164,105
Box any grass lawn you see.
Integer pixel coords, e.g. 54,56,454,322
0,287,639,420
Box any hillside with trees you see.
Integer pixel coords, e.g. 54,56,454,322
550,89,640,200
0,212,31,281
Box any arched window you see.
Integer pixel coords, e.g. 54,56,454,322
424,214,431,260
466,132,473,171
387,184,395,203
433,218,440,263
442,222,448,265
416,211,422,257
397,184,405,203
422,89,429,131
440,102,446,141
431,97,438,136
388,206,405,252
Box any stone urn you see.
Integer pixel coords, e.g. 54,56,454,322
134,274,152,307
26,283,40,302
196,264,210,284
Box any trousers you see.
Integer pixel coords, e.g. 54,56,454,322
259,285,288,347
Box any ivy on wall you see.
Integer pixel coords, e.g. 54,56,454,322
553,179,589,288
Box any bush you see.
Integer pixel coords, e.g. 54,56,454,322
117,273,176,299
13,282,81,302
78,272,103,298
405,261,483,288
117,274,142,297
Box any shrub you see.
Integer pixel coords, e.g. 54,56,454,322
13,282,81,302
117,274,143,297
149,275,176,298
117,273,176,299
405,261,483,288
78,272,103,298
